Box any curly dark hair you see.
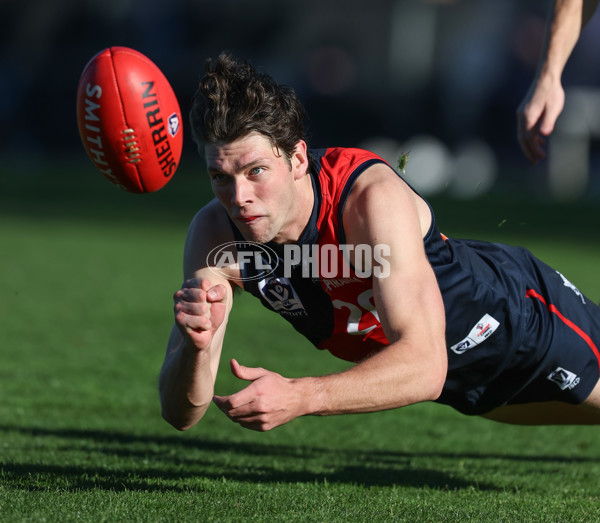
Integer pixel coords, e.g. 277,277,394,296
189,53,309,162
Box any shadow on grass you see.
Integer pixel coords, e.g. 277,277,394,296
1,461,473,494
1,424,595,493
0,425,490,492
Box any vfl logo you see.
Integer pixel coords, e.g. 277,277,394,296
452,339,473,355
168,113,180,137
557,271,585,304
258,277,307,316
206,241,278,282
547,367,580,390
450,313,500,355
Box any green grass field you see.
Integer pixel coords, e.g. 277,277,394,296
1,160,600,521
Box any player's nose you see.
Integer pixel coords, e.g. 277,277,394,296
230,176,253,206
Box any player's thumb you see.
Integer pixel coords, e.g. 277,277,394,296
207,284,227,303
230,359,266,382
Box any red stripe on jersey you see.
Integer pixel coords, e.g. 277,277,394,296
526,288,600,372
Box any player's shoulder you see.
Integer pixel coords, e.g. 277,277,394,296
348,160,411,204
315,147,386,175
344,161,432,240
188,198,232,238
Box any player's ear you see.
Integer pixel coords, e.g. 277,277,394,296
291,140,309,180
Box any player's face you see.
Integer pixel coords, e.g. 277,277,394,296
205,133,309,244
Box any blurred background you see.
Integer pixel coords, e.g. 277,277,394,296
1,0,599,204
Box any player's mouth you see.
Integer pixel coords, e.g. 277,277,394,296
236,215,262,224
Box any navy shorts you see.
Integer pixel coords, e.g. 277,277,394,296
508,265,600,406
434,239,600,415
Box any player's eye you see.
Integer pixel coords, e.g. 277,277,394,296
210,172,228,183
250,167,264,176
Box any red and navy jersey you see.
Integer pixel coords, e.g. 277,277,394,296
232,147,600,415
308,148,391,360
235,148,390,362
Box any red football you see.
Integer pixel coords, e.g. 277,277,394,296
76,47,183,193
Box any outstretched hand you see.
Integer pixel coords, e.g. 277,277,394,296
213,359,307,431
516,78,565,164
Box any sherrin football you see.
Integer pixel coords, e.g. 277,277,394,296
76,47,183,193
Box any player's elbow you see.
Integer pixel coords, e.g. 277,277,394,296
161,406,187,431
160,395,208,431
423,344,448,402
419,369,446,403
161,408,198,432
159,376,209,431
426,371,446,402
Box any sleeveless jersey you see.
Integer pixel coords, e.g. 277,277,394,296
232,147,600,415
235,148,389,362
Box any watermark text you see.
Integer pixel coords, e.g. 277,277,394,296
206,242,391,282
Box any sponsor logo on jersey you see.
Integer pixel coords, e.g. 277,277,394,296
322,277,363,292
450,313,500,354
547,367,581,390
556,271,586,304
258,277,307,317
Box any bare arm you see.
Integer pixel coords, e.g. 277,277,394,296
302,164,447,414
159,201,238,430
517,0,599,163
213,164,448,430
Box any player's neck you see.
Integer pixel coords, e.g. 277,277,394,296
274,172,315,244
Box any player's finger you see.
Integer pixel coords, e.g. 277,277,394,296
174,298,210,316
207,283,228,303
524,137,540,164
174,287,207,302
213,403,266,431
213,384,257,411
175,310,212,332
213,400,268,432
229,359,269,382
213,389,254,416
517,120,535,164
518,119,545,164
181,277,212,290
539,110,559,137
214,399,254,418
519,133,537,164
532,135,546,161
236,416,271,431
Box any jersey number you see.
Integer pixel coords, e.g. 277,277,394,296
332,290,381,335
